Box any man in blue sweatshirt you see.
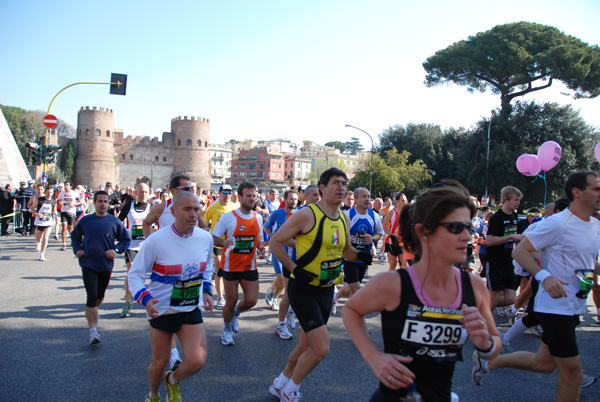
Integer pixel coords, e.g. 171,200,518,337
71,190,130,345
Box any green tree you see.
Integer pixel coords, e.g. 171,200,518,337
461,101,600,206
47,166,66,184
60,140,76,181
349,148,431,199
325,141,346,153
344,137,364,155
423,22,600,116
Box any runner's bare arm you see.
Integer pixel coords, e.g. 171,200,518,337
142,203,164,237
270,207,314,273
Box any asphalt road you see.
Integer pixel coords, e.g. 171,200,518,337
1,233,599,401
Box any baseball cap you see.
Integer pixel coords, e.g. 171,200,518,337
20,181,26,185
155,188,162,192
58,183,64,187
299,185,307,191
219,184,232,192
27,179,36,185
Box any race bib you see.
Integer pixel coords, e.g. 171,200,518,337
401,319,467,346
170,277,202,307
351,232,369,251
319,258,342,286
575,269,594,299
131,224,144,240
233,235,254,254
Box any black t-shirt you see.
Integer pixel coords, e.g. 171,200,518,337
486,209,518,264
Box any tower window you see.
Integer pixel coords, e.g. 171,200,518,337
197,140,201,147
121,154,125,159
95,129,101,136
205,141,207,147
187,139,192,146
155,156,159,162
177,139,181,146
129,154,133,160
163,157,167,162
106,130,111,137
86,129,89,136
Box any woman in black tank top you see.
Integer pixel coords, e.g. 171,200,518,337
343,183,501,402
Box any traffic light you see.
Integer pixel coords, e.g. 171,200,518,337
110,73,127,95
26,142,42,164
45,144,61,164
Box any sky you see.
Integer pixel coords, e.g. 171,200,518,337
1,0,599,150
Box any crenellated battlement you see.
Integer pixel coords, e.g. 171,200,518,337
79,106,113,113
171,116,209,123
120,135,163,147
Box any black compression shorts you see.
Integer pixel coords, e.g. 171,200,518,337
288,277,334,333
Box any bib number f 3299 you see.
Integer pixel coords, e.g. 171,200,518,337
401,319,467,346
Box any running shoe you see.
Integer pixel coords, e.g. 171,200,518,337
281,388,302,402
216,296,225,310
39,253,46,261
265,291,274,307
231,315,240,333
498,332,513,353
331,300,338,316
471,351,489,386
169,352,182,371
145,393,161,402
54,234,59,240
272,299,279,311
121,302,132,318
286,310,296,330
582,373,597,388
61,243,67,251
89,330,101,346
496,307,509,317
162,370,181,402
269,379,282,398
36,242,41,251
221,329,235,346
508,309,518,326
364,267,370,278
276,322,293,340
532,325,543,337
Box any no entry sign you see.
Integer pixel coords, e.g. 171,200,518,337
43,114,58,128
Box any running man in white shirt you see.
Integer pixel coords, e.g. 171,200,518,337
472,171,600,401
128,191,214,402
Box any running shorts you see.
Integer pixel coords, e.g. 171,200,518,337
288,277,334,333
150,307,204,333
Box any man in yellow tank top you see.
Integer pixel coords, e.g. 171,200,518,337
268,168,373,402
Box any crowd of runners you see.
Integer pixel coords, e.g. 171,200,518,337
2,168,600,402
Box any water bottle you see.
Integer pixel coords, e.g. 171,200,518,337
226,237,236,252
405,383,422,402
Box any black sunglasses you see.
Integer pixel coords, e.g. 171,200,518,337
436,221,473,234
176,185,193,191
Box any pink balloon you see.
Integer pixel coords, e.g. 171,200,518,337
537,141,562,172
595,143,600,164
516,154,541,176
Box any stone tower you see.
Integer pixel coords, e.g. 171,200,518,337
73,107,116,188
171,116,211,190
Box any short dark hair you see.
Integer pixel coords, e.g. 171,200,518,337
395,192,406,201
284,189,298,200
564,171,599,202
319,168,347,188
94,190,108,202
554,197,570,213
237,182,257,197
169,173,191,190
64,181,71,186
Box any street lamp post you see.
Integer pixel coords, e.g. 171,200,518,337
345,124,374,195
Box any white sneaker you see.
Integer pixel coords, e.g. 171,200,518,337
271,299,279,311
275,322,293,340
269,379,283,398
221,329,234,345
281,387,302,402
471,351,489,385
216,296,225,310
39,253,46,261
35,242,41,251
331,301,338,316
61,244,67,251
89,329,101,346
286,310,296,330
231,315,239,333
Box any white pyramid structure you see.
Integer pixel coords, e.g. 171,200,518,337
0,108,31,186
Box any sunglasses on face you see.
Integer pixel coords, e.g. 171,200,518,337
176,185,193,191
529,213,542,217
222,191,232,195
437,221,473,234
